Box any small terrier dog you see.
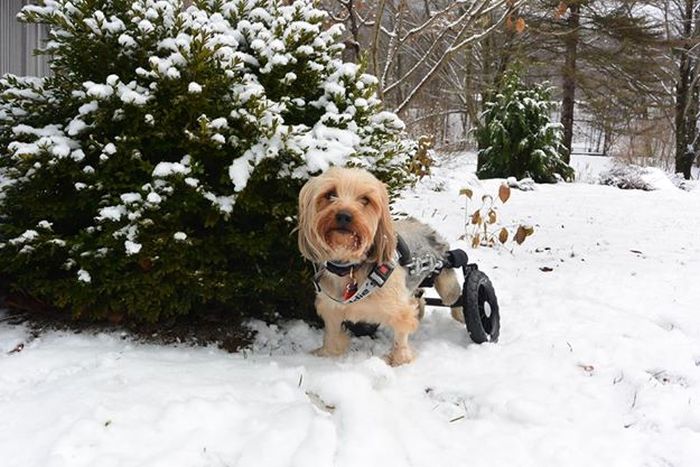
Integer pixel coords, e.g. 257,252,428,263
297,167,464,366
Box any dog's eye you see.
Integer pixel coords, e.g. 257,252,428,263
324,190,337,200
359,196,370,206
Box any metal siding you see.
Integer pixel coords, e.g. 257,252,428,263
0,0,49,77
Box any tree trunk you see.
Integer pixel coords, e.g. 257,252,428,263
560,3,580,164
342,0,360,63
675,0,696,179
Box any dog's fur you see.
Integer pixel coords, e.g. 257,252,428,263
297,167,464,366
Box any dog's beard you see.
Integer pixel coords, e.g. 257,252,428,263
317,218,372,262
325,228,361,251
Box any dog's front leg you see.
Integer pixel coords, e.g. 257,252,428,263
312,298,350,357
385,304,419,366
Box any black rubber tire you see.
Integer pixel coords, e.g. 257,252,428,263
462,269,500,343
343,321,380,337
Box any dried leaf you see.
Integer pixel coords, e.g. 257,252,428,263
505,14,514,31
471,234,480,248
306,391,336,413
487,209,497,224
7,343,24,355
514,225,527,245
498,228,508,244
498,183,511,203
471,209,481,225
459,188,473,199
138,257,153,271
523,225,535,236
555,2,568,20
515,17,526,33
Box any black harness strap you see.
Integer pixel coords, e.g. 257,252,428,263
325,261,360,277
396,235,411,266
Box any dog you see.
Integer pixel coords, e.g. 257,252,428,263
297,167,464,366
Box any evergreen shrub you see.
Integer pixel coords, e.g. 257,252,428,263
0,0,413,323
476,71,574,183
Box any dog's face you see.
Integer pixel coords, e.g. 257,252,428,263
297,167,396,264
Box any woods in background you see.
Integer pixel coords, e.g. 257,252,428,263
320,0,700,179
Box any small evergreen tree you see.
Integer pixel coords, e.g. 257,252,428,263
476,71,574,183
0,0,413,323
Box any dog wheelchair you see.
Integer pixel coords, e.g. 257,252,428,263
345,239,500,344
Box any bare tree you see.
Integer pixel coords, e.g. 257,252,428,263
319,0,522,139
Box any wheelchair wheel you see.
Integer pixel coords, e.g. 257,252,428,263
462,268,500,343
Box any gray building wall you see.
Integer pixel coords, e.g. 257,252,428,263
1,0,50,76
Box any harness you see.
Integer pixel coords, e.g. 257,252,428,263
313,235,452,305
312,259,396,305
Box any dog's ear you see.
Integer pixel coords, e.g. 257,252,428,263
371,182,397,264
297,176,322,262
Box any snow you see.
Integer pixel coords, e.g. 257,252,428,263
118,33,136,48
96,205,126,222
51,143,71,158
78,101,99,115
66,118,87,136
137,19,155,34
152,161,191,177
8,229,39,245
84,82,114,99
209,117,228,129
203,192,235,214
640,167,679,191
2,153,699,466
77,269,91,283
124,240,142,255
570,154,696,191
146,192,162,204
120,193,142,204
173,232,187,241
166,67,181,79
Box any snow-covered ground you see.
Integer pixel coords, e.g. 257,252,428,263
569,153,613,183
2,154,700,467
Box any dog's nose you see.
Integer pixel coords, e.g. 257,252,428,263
335,211,353,227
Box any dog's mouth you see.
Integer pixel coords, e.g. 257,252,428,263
325,228,362,250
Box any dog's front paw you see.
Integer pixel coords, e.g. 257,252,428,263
311,346,345,358
384,346,415,367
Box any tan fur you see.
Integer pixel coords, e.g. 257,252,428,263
298,167,422,365
368,184,397,264
433,268,465,324
313,266,419,366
